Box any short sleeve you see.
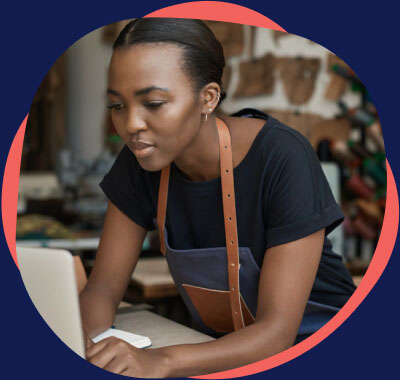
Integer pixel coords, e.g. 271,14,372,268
99,146,156,231
263,128,344,249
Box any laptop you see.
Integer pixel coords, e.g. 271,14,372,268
17,246,86,358
16,246,152,358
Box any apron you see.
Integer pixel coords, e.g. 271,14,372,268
155,117,339,339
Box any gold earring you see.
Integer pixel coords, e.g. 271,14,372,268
217,92,221,102
205,112,208,123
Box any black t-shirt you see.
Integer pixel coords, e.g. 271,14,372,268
100,109,356,308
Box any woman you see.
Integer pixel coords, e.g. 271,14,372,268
79,18,356,377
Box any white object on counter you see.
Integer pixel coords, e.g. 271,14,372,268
93,328,151,349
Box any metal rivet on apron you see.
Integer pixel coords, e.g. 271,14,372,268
231,240,234,244
231,263,235,267
225,169,229,173
232,287,235,291
229,217,232,220
224,145,228,149
227,194,231,198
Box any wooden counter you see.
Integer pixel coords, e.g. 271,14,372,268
114,310,214,349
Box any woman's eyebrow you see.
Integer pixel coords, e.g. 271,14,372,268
107,86,170,97
107,88,121,97
134,86,170,96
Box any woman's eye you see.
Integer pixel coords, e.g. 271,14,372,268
144,101,164,108
107,103,125,111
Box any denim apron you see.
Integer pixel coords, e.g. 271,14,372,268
156,117,339,339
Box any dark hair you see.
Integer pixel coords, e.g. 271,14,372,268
113,18,227,106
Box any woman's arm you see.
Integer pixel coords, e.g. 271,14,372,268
79,200,147,339
85,228,324,377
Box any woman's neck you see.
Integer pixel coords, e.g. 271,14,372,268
173,114,221,182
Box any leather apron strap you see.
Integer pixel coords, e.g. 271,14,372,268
215,118,245,330
156,117,245,331
156,163,170,256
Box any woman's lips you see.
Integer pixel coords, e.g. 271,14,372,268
130,141,156,158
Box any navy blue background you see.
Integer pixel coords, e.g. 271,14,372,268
1,1,398,379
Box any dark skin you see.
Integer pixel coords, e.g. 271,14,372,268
79,43,325,377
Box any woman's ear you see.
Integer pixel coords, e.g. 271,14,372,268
200,82,221,115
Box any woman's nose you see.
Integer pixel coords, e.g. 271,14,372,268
125,109,147,134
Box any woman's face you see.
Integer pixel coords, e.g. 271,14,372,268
107,43,204,171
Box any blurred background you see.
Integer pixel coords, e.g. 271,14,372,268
17,20,386,324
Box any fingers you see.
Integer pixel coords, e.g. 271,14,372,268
86,335,94,349
86,338,109,359
82,328,94,350
86,338,116,369
86,337,138,372
103,357,129,374
120,369,130,376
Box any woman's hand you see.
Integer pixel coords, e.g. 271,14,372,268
83,328,94,350
85,337,169,378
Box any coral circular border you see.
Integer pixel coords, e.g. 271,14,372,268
1,1,398,379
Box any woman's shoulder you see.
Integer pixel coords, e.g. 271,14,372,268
222,109,314,167
222,114,267,144
219,114,266,169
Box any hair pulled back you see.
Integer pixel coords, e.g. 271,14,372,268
113,18,226,106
